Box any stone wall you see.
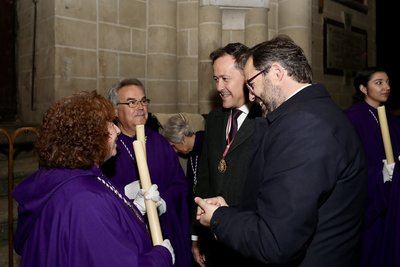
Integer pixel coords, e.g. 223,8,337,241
16,0,375,123
312,0,376,108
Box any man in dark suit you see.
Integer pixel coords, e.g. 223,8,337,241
192,43,260,266
195,35,367,267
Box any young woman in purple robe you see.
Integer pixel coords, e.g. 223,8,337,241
13,91,174,267
345,68,400,267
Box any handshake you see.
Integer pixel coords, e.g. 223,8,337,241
124,181,167,216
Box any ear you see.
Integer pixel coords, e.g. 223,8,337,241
270,63,285,82
359,85,367,96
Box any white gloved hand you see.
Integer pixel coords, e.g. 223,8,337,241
133,184,167,216
161,239,175,265
124,180,141,200
382,159,395,183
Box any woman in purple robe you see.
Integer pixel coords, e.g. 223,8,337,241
13,91,174,267
345,68,400,267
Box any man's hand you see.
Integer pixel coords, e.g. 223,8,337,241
195,196,228,227
192,241,206,267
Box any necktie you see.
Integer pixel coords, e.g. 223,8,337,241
228,109,242,142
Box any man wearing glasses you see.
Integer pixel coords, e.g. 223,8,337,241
195,35,367,266
103,78,191,267
192,43,261,266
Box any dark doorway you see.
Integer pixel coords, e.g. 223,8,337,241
376,1,399,111
0,0,17,122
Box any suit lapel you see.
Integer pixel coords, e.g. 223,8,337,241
227,116,254,154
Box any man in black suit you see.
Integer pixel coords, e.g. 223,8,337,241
192,43,260,266
195,35,367,267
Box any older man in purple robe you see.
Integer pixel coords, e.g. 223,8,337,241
102,78,191,267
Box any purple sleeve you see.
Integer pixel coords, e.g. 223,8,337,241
67,192,172,267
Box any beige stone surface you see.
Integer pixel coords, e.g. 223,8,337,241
178,1,198,29
37,18,55,49
198,24,221,60
268,2,277,31
37,0,55,21
55,47,97,78
279,28,311,61
36,48,55,77
148,0,177,27
148,104,177,113
245,7,267,26
147,55,177,79
99,23,130,51
148,27,177,54
178,31,189,56
119,54,146,78
55,17,97,49
99,0,118,23
188,29,198,56
98,77,119,96
147,80,178,104
198,61,214,113
231,30,245,44
18,7,34,29
55,0,97,21
178,57,198,80
178,81,190,103
199,5,221,23
18,37,33,57
98,51,118,77
222,30,230,45
131,29,147,53
119,0,146,28
245,25,268,47
35,77,55,104
55,78,97,99
189,80,199,104
278,0,311,28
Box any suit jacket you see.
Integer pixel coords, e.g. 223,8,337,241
211,84,367,267
196,105,259,206
194,104,260,266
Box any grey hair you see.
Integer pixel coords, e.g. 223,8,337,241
161,113,194,144
108,78,145,107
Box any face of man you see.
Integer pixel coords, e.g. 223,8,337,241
244,57,285,116
213,54,246,109
116,85,148,136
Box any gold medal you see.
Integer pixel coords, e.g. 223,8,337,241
218,158,227,173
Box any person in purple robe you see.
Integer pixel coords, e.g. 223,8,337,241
102,79,192,267
345,68,400,267
13,91,174,267
160,113,205,193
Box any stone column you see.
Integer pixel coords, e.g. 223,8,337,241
245,7,269,47
147,0,177,113
278,0,312,62
198,5,222,114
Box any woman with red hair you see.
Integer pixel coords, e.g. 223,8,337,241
13,91,174,267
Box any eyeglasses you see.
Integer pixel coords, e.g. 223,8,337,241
117,97,151,108
245,69,266,91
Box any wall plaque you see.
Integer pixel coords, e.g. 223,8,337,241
323,18,367,75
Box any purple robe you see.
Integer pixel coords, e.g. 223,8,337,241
102,127,191,267
13,167,172,267
346,101,400,267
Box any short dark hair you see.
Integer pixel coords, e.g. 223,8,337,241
36,91,115,168
248,35,312,83
209,43,249,70
352,67,387,102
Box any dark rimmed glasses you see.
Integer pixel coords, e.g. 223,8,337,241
117,97,151,108
245,69,266,91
